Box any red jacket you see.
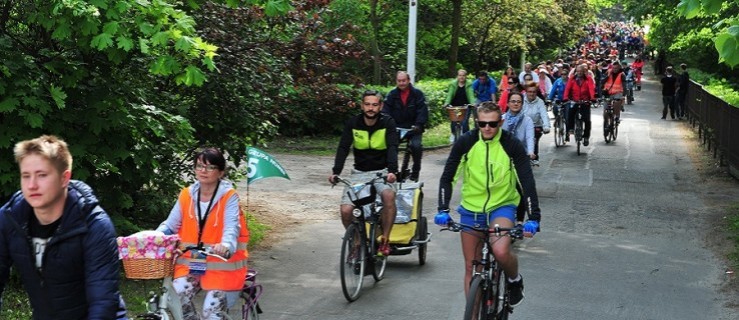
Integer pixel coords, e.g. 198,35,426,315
563,75,596,102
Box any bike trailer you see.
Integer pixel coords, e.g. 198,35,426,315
388,182,424,245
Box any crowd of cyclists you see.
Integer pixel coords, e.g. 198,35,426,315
328,19,650,314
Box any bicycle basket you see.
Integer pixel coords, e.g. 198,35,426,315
446,106,467,122
349,183,376,207
117,232,180,279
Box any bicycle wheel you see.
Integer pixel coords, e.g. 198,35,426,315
604,115,612,143
575,119,583,155
417,216,427,265
493,268,508,320
370,221,387,282
613,122,619,141
463,275,490,320
553,117,563,147
340,224,365,302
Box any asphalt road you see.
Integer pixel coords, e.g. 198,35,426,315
240,67,738,319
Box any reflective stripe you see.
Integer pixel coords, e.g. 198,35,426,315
176,257,248,271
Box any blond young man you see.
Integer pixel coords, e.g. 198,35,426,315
0,135,127,319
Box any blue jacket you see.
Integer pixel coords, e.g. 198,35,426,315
0,180,124,320
472,77,498,103
383,85,429,129
548,77,567,101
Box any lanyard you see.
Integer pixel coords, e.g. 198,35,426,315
196,180,220,246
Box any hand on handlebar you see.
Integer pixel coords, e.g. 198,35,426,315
211,243,232,259
434,210,452,226
328,174,339,185
522,220,539,237
386,172,397,184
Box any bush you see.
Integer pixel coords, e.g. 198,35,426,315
689,69,739,108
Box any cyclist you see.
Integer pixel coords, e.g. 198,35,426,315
548,64,571,131
156,147,250,320
602,61,626,124
444,69,476,137
522,83,551,166
631,57,644,90
563,64,596,145
434,101,541,307
330,90,399,256
502,92,535,161
383,71,428,182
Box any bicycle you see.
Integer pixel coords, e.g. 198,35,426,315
552,100,566,147
446,105,472,144
571,101,589,156
625,78,635,105
333,173,389,302
441,222,525,320
603,97,619,144
138,245,262,320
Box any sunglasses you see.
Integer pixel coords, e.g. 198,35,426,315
477,121,500,128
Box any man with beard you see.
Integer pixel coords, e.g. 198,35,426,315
329,90,399,256
383,71,429,182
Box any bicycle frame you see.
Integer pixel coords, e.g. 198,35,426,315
143,247,238,320
334,173,389,301
443,222,524,320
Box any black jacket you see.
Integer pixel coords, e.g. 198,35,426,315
0,180,123,320
383,85,429,129
438,129,541,222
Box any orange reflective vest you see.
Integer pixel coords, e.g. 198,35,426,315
604,73,624,95
174,187,249,291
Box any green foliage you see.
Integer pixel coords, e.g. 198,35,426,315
686,68,739,107
676,0,739,67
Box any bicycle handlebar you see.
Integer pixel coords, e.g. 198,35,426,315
440,221,526,239
331,172,388,188
182,245,229,261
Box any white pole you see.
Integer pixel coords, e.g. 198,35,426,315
407,0,417,83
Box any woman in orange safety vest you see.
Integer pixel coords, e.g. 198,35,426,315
157,147,249,319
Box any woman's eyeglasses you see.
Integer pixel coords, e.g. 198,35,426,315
477,121,500,128
195,163,219,172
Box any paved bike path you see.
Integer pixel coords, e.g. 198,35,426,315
241,65,736,319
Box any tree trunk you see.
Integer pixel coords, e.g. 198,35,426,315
448,0,462,77
369,0,382,84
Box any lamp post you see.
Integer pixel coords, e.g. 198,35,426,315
407,0,417,83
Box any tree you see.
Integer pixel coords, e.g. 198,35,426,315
677,0,739,67
0,0,291,231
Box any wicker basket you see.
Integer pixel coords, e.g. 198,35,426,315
122,257,175,279
117,232,180,280
446,106,467,122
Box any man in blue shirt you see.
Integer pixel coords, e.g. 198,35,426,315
471,71,498,130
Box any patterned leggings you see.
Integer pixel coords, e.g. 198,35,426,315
173,275,240,319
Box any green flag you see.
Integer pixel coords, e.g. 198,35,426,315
246,146,290,185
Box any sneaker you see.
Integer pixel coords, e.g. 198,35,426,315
530,159,539,166
377,242,391,257
507,276,525,307
615,117,620,124
583,137,589,146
